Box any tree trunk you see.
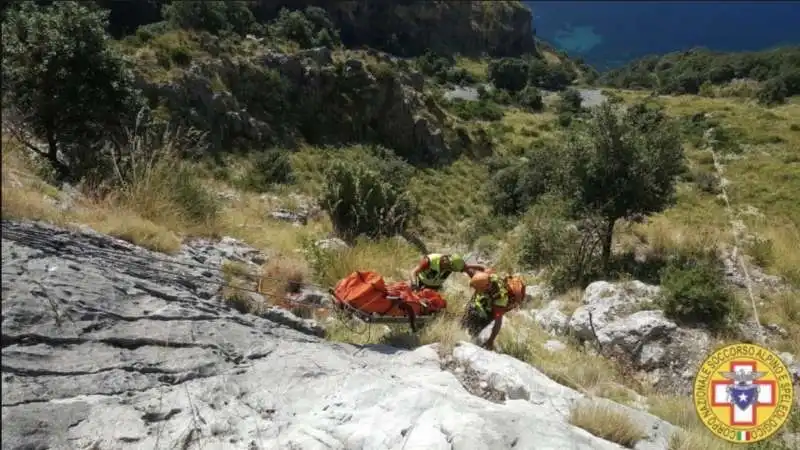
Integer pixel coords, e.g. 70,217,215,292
601,217,616,275
45,130,69,182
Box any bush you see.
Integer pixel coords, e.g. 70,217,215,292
659,255,739,330
268,7,341,49
488,58,530,92
237,150,295,192
486,147,565,217
320,161,417,242
516,86,544,112
518,198,604,293
557,89,583,115
446,99,504,121
163,1,257,36
757,78,789,106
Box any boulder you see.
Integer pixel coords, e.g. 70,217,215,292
568,281,661,342
531,300,570,335
566,281,712,394
315,237,350,252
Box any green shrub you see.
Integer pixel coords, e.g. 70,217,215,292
320,161,417,242
486,147,564,217
557,88,583,115
163,1,257,35
659,255,739,330
446,99,504,121
268,7,341,49
171,165,220,224
237,150,295,192
516,86,544,112
518,198,604,292
757,78,789,106
488,58,530,92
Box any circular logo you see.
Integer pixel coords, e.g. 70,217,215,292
693,343,795,444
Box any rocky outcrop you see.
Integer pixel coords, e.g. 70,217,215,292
138,43,459,165
2,219,685,449
564,281,712,394
252,1,537,58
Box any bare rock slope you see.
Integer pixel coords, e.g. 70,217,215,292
2,220,675,450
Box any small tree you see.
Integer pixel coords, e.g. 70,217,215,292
488,58,529,93
563,102,686,272
2,1,142,181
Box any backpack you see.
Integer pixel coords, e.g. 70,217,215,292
504,275,526,310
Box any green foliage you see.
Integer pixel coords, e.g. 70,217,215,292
486,146,565,217
236,150,295,192
268,6,341,49
677,112,743,155
518,196,577,268
2,1,142,181
563,102,686,269
163,1,257,36
416,50,475,85
757,77,789,106
600,46,800,99
557,88,583,115
517,198,604,293
515,86,544,112
320,161,417,242
488,58,530,92
659,254,740,330
445,98,504,121
488,57,577,94
529,60,576,91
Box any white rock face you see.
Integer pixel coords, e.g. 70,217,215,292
565,281,711,394
2,220,678,450
569,281,661,340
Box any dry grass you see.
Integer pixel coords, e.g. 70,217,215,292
454,56,488,81
568,401,647,448
308,237,421,288
495,315,639,398
257,256,310,307
759,290,800,355
2,137,185,253
610,91,800,287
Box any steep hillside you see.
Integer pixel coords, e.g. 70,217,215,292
599,46,800,104
2,2,800,449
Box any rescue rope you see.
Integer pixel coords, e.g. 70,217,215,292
705,128,766,345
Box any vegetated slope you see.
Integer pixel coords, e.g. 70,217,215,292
599,46,800,104
3,2,800,449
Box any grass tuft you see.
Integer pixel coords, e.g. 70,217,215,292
568,401,647,448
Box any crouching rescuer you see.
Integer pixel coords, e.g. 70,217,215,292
461,271,526,350
410,253,485,291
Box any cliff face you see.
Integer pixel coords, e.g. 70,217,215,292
130,33,465,165
253,0,537,57
82,0,536,58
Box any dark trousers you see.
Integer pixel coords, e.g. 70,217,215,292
460,305,492,337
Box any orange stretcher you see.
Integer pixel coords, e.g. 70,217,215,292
331,271,447,331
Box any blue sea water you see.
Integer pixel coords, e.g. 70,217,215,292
525,2,800,70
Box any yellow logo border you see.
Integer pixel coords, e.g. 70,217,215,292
693,342,795,445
